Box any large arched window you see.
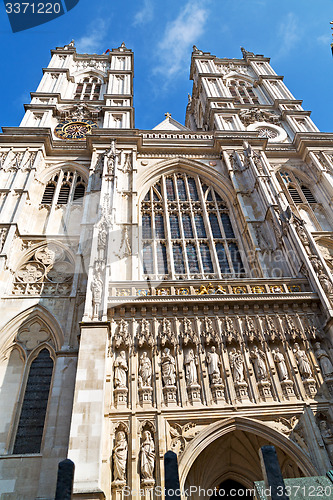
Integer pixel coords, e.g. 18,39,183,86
227,79,259,105
141,173,244,279
74,76,101,101
277,170,332,231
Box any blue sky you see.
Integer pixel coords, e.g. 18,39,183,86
0,0,333,131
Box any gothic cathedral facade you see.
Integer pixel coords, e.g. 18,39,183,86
0,41,333,499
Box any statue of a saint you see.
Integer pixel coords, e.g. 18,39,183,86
114,351,128,388
206,346,222,384
138,352,152,388
293,343,312,379
229,347,245,383
184,349,198,386
161,348,176,386
250,346,268,381
113,431,128,482
314,342,333,378
272,348,289,381
140,431,155,481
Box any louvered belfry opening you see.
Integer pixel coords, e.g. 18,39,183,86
41,183,56,205
13,349,53,455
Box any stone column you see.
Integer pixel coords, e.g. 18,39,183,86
68,322,109,499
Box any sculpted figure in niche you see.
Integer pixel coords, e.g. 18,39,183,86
319,420,333,462
113,431,128,482
206,346,222,384
140,430,155,481
161,348,176,386
293,343,312,379
250,346,268,381
314,342,333,378
114,351,128,388
138,352,152,388
272,348,289,381
184,348,199,386
229,347,245,383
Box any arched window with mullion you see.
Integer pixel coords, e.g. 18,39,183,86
141,173,244,279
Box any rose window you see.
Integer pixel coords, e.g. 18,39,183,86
257,127,278,139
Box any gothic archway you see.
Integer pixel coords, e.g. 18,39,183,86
178,417,317,499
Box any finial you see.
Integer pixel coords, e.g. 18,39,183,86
120,42,126,48
165,112,172,119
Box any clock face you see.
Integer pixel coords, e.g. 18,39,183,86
54,118,97,140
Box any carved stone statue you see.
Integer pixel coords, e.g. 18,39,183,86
114,351,128,388
91,272,103,319
138,352,152,387
293,343,312,379
184,349,199,386
272,348,289,381
319,420,333,463
250,346,268,381
113,431,128,482
229,348,245,383
314,342,333,379
140,430,155,481
161,348,176,386
206,346,222,384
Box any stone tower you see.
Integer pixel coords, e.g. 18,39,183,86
0,41,333,499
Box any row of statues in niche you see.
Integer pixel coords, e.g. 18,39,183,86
113,341,333,391
113,430,155,484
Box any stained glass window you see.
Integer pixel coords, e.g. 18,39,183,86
155,215,165,239
173,244,185,274
141,174,244,278
170,215,181,238
182,215,194,238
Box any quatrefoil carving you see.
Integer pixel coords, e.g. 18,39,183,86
17,321,50,350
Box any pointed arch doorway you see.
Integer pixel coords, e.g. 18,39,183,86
178,417,317,500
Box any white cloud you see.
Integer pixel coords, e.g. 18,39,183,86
276,13,301,59
76,18,109,54
133,0,154,26
317,34,331,46
154,1,209,79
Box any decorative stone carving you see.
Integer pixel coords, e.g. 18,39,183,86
161,348,176,386
0,227,7,253
137,319,154,347
239,108,280,127
57,102,101,120
272,348,289,381
206,346,222,385
17,320,50,350
91,267,103,320
138,352,152,388
121,152,132,173
115,319,132,348
140,431,155,484
182,317,199,345
105,140,117,176
293,343,312,379
114,351,128,388
202,317,220,345
169,422,198,456
250,346,268,381
229,348,245,383
314,342,333,382
160,318,177,347
13,244,74,296
161,348,177,405
116,226,131,259
184,348,200,404
112,430,128,484
319,420,333,463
